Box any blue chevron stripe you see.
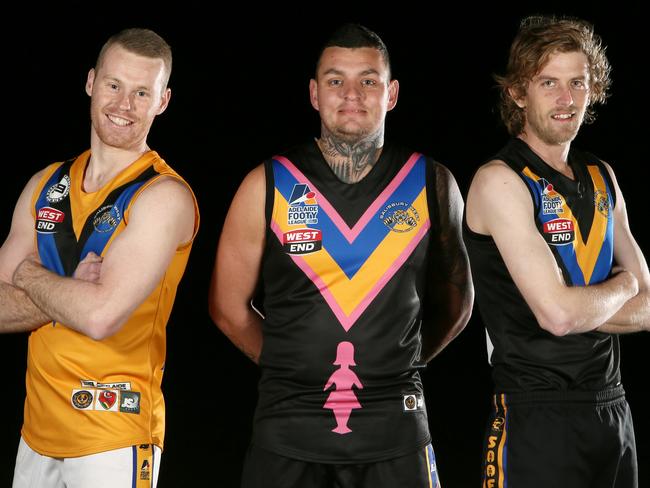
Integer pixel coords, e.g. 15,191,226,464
273,159,426,279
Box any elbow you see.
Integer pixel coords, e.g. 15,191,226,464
208,299,232,333
536,308,575,337
448,288,474,336
84,310,125,341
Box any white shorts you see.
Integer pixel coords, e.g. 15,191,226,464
12,437,161,488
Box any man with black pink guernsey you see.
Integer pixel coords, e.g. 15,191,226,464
0,29,199,488
210,24,473,488
464,16,649,488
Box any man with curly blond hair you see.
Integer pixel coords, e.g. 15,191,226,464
464,16,648,488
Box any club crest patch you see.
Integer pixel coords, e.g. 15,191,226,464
380,202,420,233
93,204,121,233
594,189,610,217
71,389,94,410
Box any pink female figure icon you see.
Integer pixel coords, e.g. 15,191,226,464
323,341,364,434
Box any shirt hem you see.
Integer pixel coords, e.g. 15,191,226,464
21,432,163,458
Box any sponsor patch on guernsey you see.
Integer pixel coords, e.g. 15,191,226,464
403,393,424,412
120,391,141,414
95,389,119,411
71,388,140,413
283,228,322,255
71,389,94,410
80,380,132,390
543,218,575,245
35,207,65,234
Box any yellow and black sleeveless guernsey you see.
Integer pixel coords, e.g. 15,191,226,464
464,138,619,391
255,141,438,463
22,150,199,458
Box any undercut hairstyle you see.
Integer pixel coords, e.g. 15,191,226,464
315,23,391,79
95,28,172,89
496,15,612,136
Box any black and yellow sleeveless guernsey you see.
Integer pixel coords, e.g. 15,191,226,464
464,138,637,488
254,141,437,464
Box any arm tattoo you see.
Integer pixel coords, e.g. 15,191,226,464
433,163,470,292
317,127,383,184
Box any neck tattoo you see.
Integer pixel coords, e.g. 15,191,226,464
317,130,383,184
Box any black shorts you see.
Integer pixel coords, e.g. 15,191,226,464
241,443,440,488
482,386,637,488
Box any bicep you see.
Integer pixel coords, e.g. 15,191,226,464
97,178,196,309
470,164,565,315
210,165,266,309
430,163,470,289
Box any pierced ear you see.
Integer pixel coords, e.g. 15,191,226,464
387,79,399,111
85,68,96,97
508,86,526,109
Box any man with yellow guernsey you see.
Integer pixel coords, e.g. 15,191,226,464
0,28,199,488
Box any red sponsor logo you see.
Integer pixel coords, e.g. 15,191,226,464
98,390,117,410
543,218,574,233
37,207,64,223
283,229,322,244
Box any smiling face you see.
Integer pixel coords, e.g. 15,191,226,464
85,44,170,152
513,50,590,146
309,46,398,144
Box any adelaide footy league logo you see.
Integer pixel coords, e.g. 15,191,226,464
287,183,319,225
540,180,565,215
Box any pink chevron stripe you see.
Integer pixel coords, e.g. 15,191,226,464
274,153,421,244
270,219,430,331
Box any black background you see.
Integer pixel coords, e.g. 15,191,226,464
1,3,648,487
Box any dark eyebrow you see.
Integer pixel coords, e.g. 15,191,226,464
322,68,381,77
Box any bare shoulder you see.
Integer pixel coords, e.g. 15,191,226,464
228,164,266,214
22,167,52,196
466,159,531,234
11,167,53,218
238,164,265,194
134,176,195,211
470,159,530,200
126,176,197,244
472,159,519,185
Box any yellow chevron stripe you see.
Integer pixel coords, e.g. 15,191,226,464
273,188,429,316
522,166,609,284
